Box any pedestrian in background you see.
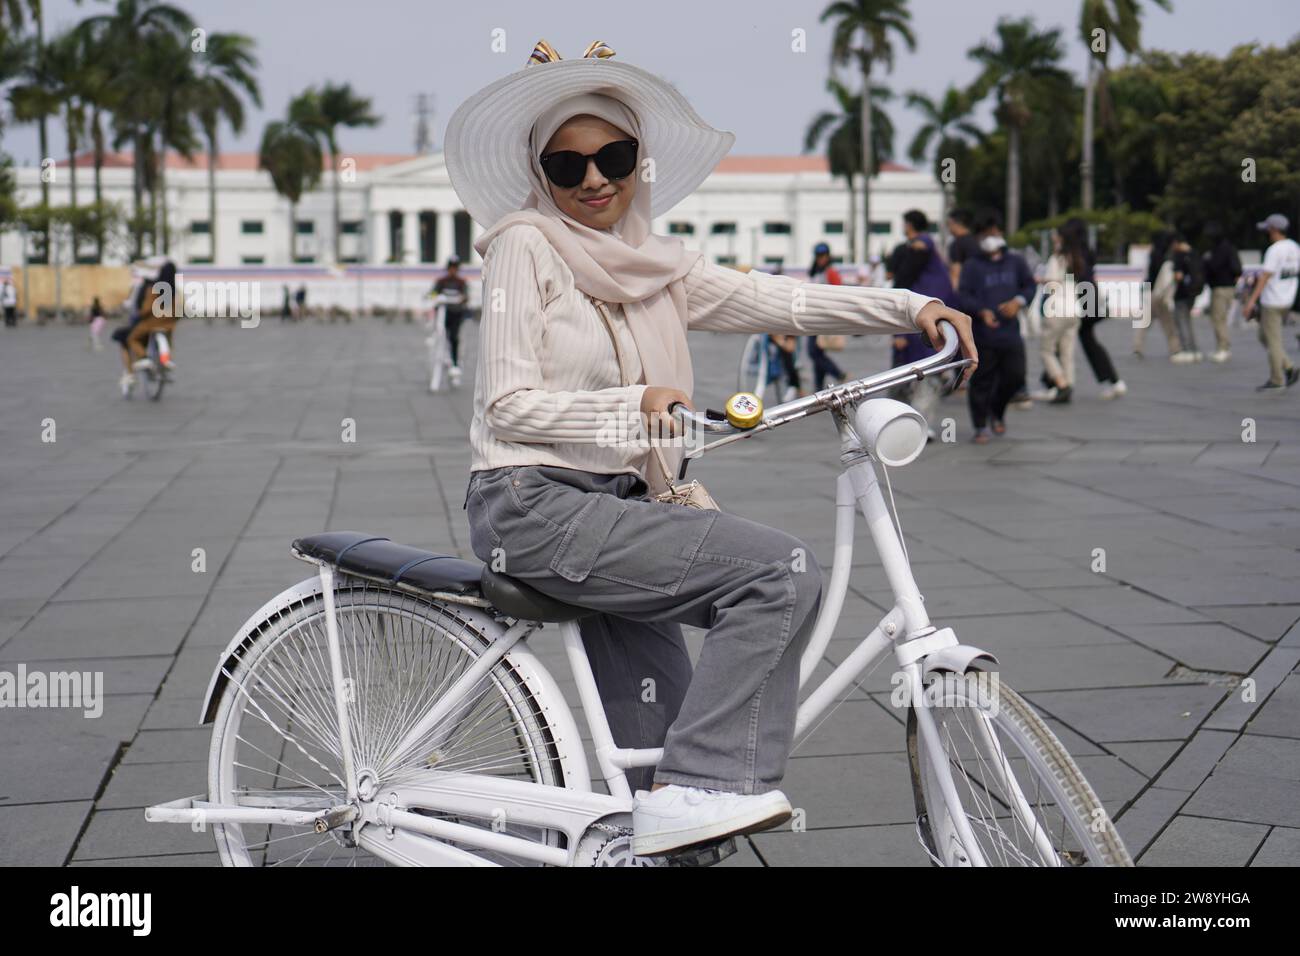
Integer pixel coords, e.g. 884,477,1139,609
957,209,1034,442
1202,221,1241,363
1241,213,1300,392
1136,230,1180,359
1169,232,1205,363
1066,220,1127,400
889,209,953,433
88,297,106,351
946,207,979,292
434,255,470,386
804,242,845,390
1,278,16,327
1036,223,1086,404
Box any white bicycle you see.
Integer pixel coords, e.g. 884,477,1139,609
146,321,1132,867
424,292,462,393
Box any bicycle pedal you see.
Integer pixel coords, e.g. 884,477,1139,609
660,836,738,867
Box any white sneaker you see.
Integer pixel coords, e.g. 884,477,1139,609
131,357,155,372
118,372,135,396
1100,379,1128,400
1210,350,1230,363
448,365,463,386
1029,387,1058,401
631,785,792,856
1192,351,1205,362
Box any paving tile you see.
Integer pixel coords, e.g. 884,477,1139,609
1140,815,1269,867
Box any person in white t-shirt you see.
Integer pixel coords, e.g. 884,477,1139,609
1242,213,1299,391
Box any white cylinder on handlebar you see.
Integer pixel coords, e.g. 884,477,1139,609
854,398,927,467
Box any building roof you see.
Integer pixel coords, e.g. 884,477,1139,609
61,151,916,175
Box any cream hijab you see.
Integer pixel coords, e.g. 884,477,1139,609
472,92,703,422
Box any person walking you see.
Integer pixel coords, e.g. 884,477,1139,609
889,209,955,430
1241,213,1300,392
957,209,1033,442
1072,223,1127,399
444,38,977,856
88,296,106,351
1036,221,1091,404
1169,232,1205,363
804,242,846,390
946,207,979,291
1136,230,1179,359
434,255,469,386
1,278,16,327
1202,222,1241,363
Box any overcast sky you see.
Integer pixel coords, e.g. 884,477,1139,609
4,0,1297,167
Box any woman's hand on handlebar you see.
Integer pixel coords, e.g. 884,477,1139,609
915,300,979,385
641,386,693,439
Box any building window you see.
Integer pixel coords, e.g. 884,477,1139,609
339,255,362,264
710,222,736,235
341,220,363,235
190,220,211,235
241,220,264,235
868,221,891,235
715,255,737,266
824,221,844,234
454,210,473,263
189,256,213,265
296,220,315,235
418,211,437,263
241,255,264,264
762,257,785,270
763,222,791,235
668,221,695,236
294,255,316,264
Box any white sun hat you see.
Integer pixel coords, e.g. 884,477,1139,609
444,39,735,228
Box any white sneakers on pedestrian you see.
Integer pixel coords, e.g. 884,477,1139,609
1100,380,1128,400
1170,351,1195,364
1210,350,1231,363
631,785,792,857
131,357,154,372
448,364,463,387
118,371,135,396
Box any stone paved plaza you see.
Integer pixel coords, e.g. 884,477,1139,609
1,312,1298,866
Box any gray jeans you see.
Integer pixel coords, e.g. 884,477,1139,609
464,464,822,795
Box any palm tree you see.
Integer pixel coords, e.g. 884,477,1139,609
805,77,895,261
191,32,260,262
968,17,1072,234
1078,0,1171,210
905,86,983,228
820,0,915,261
292,82,379,264
259,113,322,264
81,0,193,256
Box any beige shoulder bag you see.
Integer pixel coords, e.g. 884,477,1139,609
588,295,720,511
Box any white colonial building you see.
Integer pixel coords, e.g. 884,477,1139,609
2,150,942,271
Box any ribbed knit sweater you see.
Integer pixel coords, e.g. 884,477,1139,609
470,223,935,481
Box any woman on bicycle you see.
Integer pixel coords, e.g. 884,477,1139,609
445,39,976,857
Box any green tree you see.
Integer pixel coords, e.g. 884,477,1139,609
968,16,1072,234
1077,0,1172,210
905,86,983,224
191,32,261,262
259,112,322,264
805,77,896,259
291,82,379,264
821,0,915,260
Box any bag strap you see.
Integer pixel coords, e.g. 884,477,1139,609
589,295,676,486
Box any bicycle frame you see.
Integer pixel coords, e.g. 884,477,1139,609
151,324,1018,866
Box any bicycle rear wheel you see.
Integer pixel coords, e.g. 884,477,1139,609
907,674,1132,867
207,580,567,866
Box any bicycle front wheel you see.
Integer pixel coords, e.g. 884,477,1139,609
907,674,1132,867
207,580,567,866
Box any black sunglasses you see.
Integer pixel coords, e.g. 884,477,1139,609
539,139,639,189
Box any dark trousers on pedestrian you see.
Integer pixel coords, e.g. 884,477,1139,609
806,336,844,389
445,310,466,366
1078,315,1118,384
968,338,1026,430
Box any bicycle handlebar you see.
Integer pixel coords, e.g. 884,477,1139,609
670,319,969,440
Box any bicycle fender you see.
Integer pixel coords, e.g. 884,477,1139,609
923,644,1000,679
